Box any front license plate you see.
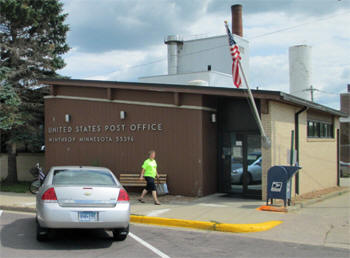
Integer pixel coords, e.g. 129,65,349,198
78,211,98,222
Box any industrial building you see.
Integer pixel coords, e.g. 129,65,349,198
140,5,249,88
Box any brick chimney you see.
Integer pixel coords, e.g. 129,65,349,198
231,4,243,37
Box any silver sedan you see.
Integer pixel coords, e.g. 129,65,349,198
231,157,262,185
36,166,130,241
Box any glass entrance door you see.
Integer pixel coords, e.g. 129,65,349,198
246,135,262,196
222,132,262,197
230,133,244,194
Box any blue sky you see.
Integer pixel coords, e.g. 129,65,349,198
58,0,350,109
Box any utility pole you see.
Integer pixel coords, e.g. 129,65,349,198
303,85,318,101
310,85,314,101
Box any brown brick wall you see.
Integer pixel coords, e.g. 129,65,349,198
340,93,350,115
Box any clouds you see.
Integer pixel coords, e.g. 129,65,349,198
62,0,211,52
207,0,350,17
60,44,167,81
240,6,350,109
58,0,350,109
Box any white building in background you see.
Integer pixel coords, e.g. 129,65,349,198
139,4,249,88
139,34,249,88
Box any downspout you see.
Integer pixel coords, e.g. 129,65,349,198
294,106,308,194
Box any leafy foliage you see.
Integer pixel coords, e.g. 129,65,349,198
0,0,69,152
0,67,24,131
0,0,70,86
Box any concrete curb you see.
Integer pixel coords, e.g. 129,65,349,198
1,188,348,233
0,205,282,233
0,205,36,213
130,215,283,233
291,188,350,210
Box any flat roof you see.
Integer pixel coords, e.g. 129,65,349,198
39,78,346,117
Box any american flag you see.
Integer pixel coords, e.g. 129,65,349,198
225,21,242,88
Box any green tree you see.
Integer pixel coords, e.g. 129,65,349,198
0,67,23,131
0,0,69,183
0,67,25,182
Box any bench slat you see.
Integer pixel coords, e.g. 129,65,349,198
120,177,166,180
120,175,167,178
122,184,147,186
120,179,166,182
120,180,166,182
119,173,167,187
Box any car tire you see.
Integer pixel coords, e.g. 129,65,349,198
112,225,129,241
36,222,49,242
36,222,55,241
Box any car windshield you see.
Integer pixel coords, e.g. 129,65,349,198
247,153,261,165
251,157,262,166
52,169,116,186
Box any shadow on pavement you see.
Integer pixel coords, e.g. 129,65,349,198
1,217,114,250
239,204,262,209
219,193,263,201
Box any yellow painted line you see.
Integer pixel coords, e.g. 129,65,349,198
130,215,282,233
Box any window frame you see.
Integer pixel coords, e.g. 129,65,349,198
307,120,334,138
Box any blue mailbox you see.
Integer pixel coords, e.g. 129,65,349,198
267,166,301,207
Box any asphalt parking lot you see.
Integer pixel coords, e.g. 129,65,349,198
0,210,349,258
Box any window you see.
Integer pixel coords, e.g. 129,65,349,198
53,169,117,186
307,120,334,138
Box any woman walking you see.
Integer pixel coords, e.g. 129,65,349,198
139,150,161,205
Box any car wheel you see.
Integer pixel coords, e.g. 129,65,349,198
36,222,55,241
112,225,129,241
36,222,49,241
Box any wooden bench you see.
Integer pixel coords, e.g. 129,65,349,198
119,174,167,187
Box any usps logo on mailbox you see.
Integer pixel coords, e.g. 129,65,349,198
271,182,283,192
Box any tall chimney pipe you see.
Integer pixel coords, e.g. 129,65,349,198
231,4,243,37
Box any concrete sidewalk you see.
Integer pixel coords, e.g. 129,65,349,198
1,187,349,225
1,180,349,247
0,191,288,224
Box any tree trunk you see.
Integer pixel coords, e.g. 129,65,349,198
6,142,18,183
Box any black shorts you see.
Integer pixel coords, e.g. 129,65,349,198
144,176,156,191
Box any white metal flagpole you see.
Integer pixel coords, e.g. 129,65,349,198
224,20,270,148
238,61,271,149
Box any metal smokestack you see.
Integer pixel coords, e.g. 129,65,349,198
164,35,183,75
231,4,243,37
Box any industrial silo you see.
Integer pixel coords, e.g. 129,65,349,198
289,45,312,101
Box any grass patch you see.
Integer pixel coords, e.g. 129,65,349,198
0,181,31,193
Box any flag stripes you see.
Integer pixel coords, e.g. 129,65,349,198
225,21,242,88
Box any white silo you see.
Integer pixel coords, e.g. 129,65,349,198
289,45,312,101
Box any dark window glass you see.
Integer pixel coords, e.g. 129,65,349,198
307,120,334,138
320,123,325,137
53,169,116,186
